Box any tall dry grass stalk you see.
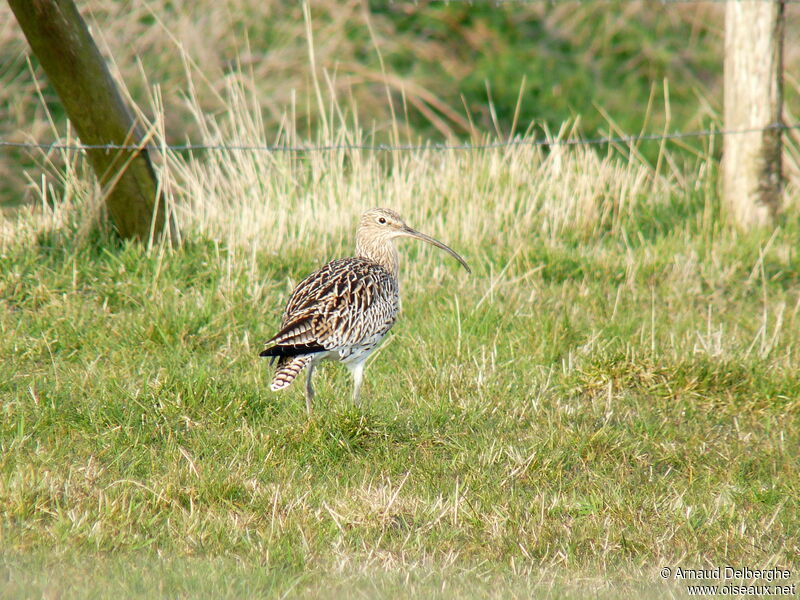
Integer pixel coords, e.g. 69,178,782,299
5,0,800,208
3,2,799,257
3,63,693,262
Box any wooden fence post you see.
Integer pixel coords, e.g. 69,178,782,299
722,0,785,228
7,0,175,242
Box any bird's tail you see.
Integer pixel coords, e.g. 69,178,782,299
270,355,312,391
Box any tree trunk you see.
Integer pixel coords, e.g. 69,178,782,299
722,0,784,228
7,0,175,242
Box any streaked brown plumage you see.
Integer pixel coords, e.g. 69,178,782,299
260,208,470,414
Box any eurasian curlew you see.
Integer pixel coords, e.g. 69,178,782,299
260,208,470,414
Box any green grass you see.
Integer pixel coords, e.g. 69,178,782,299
2,1,800,594
1,55,798,594
1,161,799,596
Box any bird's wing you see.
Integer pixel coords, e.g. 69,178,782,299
261,258,397,356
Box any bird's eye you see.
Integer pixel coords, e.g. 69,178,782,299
378,217,387,224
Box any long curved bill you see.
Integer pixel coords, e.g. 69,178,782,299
403,227,471,273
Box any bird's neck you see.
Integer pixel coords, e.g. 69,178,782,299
355,235,399,279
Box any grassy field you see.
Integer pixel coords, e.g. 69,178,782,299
2,70,800,596
3,0,800,203
2,2,800,597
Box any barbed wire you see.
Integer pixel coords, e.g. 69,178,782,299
0,123,797,155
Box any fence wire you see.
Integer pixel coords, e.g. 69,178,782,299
0,123,797,155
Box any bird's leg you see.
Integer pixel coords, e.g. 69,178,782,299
350,361,365,406
305,363,315,415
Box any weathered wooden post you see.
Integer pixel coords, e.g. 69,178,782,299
722,0,785,228
7,0,175,242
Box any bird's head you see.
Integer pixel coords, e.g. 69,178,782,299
356,208,471,273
